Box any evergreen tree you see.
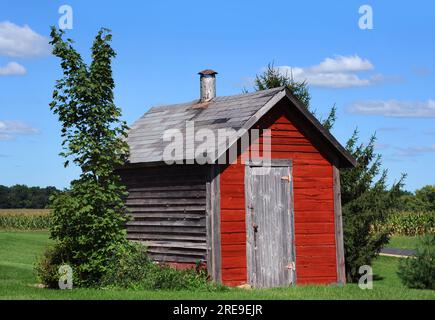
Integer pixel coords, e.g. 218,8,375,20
341,130,404,280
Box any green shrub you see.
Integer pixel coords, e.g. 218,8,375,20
100,243,151,289
34,243,72,288
397,234,435,290
101,243,226,291
375,211,435,236
0,214,50,230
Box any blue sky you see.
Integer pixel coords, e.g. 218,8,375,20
0,0,434,191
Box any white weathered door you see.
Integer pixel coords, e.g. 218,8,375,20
245,161,296,288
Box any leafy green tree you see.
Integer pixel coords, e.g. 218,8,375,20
47,27,130,286
253,63,404,282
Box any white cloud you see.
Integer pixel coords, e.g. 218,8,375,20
377,127,405,132
0,21,51,58
0,134,13,141
348,99,435,118
394,144,435,157
0,120,39,140
374,142,390,151
274,55,382,88
311,55,373,73
0,62,26,76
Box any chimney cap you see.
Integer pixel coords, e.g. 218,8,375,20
198,69,218,76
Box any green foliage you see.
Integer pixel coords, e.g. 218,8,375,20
101,243,226,291
100,242,151,289
0,214,50,230
375,211,435,236
34,243,71,288
46,27,130,287
415,185,435,211
0,185,60,209
395,185,435,212
397,234,435,290
340,130,405,281
254,63,311,109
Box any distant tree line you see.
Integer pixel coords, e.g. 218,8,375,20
396,185,435,212
0,185,61,209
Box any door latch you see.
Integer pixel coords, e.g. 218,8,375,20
286,262,296,270
281,176,291,182
253,223,258,233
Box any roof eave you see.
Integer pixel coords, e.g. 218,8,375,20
282,87,356,168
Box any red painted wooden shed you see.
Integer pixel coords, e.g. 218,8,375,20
119,70,356,288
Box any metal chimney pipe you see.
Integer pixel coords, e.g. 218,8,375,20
198,69,217,102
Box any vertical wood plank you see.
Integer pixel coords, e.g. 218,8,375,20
209,164,222,282
288,164,297,285
333,166,346,285
205,175,213,278
245,164,255,286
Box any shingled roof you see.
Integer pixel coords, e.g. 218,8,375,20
127,87,356,167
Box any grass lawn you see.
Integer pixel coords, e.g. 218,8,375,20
0,231,433,300
387,236,421,250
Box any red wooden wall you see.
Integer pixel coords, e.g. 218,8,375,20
219,103,338,286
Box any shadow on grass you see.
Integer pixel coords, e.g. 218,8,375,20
373,274,384,281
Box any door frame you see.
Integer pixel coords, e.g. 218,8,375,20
244,158,296,287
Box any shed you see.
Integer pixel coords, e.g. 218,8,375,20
118,70,356,288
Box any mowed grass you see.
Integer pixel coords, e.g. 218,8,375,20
0,231,434,300
387,236,422,250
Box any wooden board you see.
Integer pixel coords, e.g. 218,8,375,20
206,164,222,282
333,166,346,284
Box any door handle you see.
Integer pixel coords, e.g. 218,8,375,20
253,224,258,233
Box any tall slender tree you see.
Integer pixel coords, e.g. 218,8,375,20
48,27,130,286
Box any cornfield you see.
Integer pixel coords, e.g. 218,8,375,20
0,209,51,230
374,211,435,236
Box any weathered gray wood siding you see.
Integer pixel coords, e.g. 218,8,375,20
245,160,295,288
333,166,346,284
119,164,209,264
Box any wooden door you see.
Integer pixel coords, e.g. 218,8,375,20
245,160,296,288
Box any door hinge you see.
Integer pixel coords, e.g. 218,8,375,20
281,176,291,182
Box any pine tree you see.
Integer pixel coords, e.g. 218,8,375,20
341,130,404,280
